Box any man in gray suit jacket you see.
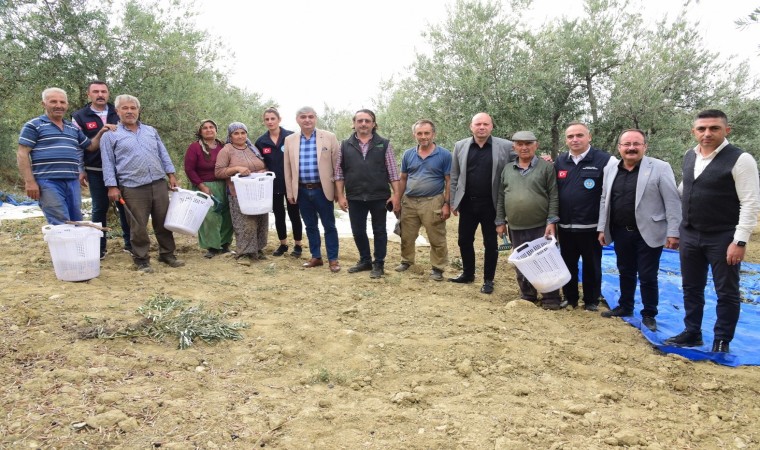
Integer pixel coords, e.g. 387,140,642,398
449,112,516,294
597,129,681,331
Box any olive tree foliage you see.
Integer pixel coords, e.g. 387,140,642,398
375,0,760,164
0,0,270,186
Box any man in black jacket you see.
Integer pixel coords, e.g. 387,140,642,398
335,109,401,279
72,80,131,258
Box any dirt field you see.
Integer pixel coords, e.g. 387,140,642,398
1,215,759,449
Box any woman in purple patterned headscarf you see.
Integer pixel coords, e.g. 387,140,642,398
214,122,269,265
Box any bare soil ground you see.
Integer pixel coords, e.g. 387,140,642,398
1,216,759,449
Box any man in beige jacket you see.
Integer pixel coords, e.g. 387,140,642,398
283,106,342,272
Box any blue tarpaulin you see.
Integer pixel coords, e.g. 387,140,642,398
0,191,38,207
601,246,760,367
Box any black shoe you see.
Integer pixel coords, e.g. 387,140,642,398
584,304,599,312
641,316,657,332
430,268,444,281
664,330,703,347
480,280,494,294
290,245,303,257
370,263,384,279
601,306,633,318
448,273,475,283
395,262,411,272
135,262,153,273
204,248,220,259
100,250,107,260
158,255,185,268
220,243,231,254
257,250,268,260
560,300,578,309
711,339,730,353
348,260,373,273
273,244,288,256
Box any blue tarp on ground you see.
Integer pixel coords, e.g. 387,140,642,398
0,191,38,207
600,246,760,367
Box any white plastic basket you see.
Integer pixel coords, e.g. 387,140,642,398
42,222,102,282
507,235,571,293
231,172,275,215
164,188,214,236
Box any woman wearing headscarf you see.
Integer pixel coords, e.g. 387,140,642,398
214,122,269,264
184,119,233,258
254,107,303,257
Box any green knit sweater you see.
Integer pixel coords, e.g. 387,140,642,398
495,157,558,230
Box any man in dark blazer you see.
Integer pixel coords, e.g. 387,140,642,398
449,112,515,294
597,129,681,332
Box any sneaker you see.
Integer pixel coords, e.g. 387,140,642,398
123,246,133,256
220,243,231,254
290,245,303,257
204,248,220,259
584,303,599,312
348,260,372,273
430,268,443,281
158,255,185,268
711,339,730,353
136,262,153,273
601,306,633,318
273,244,288,256
100,250,107,260
395,262,411,272
641,316,657,332
370,262,384,279
480,280,494,294
663,330,703,347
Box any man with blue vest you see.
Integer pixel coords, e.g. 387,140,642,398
555,122,617,311
664,110,760,354
335,109,401,279
72,80,131,258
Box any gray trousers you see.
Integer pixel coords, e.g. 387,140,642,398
121,179,176,264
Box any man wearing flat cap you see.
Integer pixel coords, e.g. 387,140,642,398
495,131,562,309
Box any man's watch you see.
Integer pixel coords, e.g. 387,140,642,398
736,241,747,247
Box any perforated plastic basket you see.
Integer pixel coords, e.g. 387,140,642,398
164,188,214,236
42,223,101,282
231,172,275,215
507,235,571,293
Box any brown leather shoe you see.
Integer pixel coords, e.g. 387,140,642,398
303,257,324,268
329,260,341,273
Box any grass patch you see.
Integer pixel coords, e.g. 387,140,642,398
310,367,348,385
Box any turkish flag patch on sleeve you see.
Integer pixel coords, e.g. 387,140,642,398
262,147,272,154
558,170,568,179
85,121,98,130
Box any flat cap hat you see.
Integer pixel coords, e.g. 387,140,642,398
511,131,537,141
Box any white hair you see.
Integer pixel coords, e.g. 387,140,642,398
115,94,141,110
41,87,67,102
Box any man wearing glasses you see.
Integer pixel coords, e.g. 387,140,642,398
597,129,681,331
335,109,401,279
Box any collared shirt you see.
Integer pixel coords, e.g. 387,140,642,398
298,132,319,184
464,137,493,198
569,147,590,165
334,133,401,182
678,138,760,242
100,122,176,188
513,155,539,176
18,115,90,180
610,160,639,228
401,145,451,197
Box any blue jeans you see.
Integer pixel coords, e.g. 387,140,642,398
348,199,388,264
37,178,82,225
87,170,132,252
297,186,339,261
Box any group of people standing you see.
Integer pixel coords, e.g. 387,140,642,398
16,81,759,354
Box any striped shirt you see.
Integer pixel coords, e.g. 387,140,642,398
298,133,319,184
18,115,90,180
100,122,176,188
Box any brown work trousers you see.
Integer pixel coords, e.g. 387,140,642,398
121,179,176,264
399,193,448,271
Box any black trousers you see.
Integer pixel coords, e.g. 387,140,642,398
272,192,302,242
558,228,602,306
612,226,663,317
680,226,741,341
456,197,498,281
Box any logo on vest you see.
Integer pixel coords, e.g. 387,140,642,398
85,121,98,130
262,147,272,154
558,170,568,179
584,179,595,189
